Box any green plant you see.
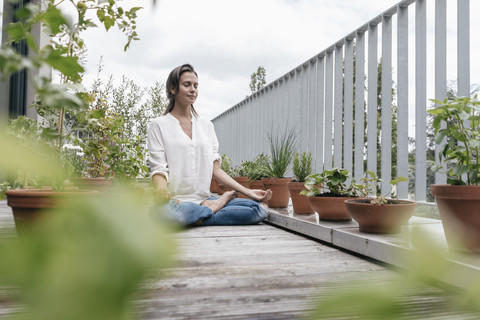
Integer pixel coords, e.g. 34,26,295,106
301,168,359,197
62,145,85,178
220,154,233,176
265,127,298,178
6,116,71,190
357,170,409,205
244,154,270,181
105,117,149,186
0,0,142,189
0,182,10,201
428,96,480,185
72,70,164,183
232,161,250,177
292,152,313,182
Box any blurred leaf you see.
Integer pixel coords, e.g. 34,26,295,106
43,48,84,82
7,22,27,41
36,82,86,111
0,194,175,320
41,5,69,35
0,131,59,180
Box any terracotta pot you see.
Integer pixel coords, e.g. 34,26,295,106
5,188,98,233
233,176,249,198
308,196,353,221
261,178,293,208
345,199,416,233
71,177,112,192
247,180,265,190
287,182,314,214
218,183,234,195
431,184,480,253
210,178,219,193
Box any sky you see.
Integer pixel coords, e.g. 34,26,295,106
78,0,402,120
1,0,479,122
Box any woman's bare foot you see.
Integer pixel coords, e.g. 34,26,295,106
201,190,237,213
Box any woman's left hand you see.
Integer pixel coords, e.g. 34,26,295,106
247,189,272,202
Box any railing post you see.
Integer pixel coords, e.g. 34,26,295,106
415,0,427,202
397,3,409,199
354,30,366,183
367,22,378,176
316,55,325,172
334,43,344,168
381,14,393,195
324,49,334,170
458,0,470,97
344,37,354,176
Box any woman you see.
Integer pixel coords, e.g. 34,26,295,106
148,64,272,226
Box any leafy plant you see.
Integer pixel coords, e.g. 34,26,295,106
301,168,359,197
0,0,143,190
292,152,313,182
72,69,165,183
220,154,233,176
428,96,480,185
232,161,250,177
357,170,409,205
265,127,298,178
5,116,71,190
232,154,270,180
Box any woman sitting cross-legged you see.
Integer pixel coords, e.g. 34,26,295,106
147,63,271,226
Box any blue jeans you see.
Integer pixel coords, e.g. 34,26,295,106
151,197,268,227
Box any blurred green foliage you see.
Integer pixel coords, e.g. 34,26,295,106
0,194,175,320
307,226,480,319
0,131,176,320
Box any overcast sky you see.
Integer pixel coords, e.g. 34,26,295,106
79,0,402,120
1,0,479,122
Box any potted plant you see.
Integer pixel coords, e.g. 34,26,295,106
217,154,234,195
3,120,98,232
242,154,269,190
288,152,314,214
261,127,298,208
428,96,480,252
231,161,252,199
1,0,141,230
70,104,115,192
301,168,359,221
344,171,415,233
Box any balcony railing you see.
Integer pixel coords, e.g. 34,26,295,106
212,0,474,202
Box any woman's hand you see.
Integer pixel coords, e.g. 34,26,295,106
154,188,171,204
247,189,272,203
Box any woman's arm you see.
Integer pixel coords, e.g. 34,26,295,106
152,174,171,203
212,161,271,202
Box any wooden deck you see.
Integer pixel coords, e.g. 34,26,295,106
134,223,480,319
1,202,480,319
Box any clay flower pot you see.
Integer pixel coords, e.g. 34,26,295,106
345,199,416,234
308,196,353,221
247,180,265,190
5,188,98,233
217,183,234,195
287,181,314,214
261,178,293,208
233,176,249,199
210,178,219,193
431,184,480,253
71,177,113,192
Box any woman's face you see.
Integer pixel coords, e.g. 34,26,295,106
172,71,198,107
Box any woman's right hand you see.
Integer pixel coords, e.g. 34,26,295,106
248,189,272,203
155,188,171,204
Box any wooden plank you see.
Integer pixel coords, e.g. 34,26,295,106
134,224,480,320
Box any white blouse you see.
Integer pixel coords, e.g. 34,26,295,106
147,113,221,204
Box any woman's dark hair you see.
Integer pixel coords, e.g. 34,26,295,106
164,63,199,116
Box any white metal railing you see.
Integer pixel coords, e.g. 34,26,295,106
212,0,473,202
